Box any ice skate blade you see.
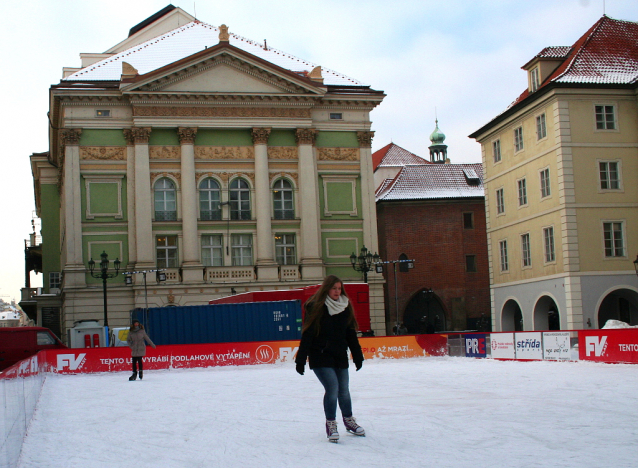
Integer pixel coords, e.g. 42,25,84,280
328,439,338,443
346,429,365,436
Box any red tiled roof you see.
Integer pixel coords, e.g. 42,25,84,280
376,163,484,201
372,143,429,170
511,16,638,107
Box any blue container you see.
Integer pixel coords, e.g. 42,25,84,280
132,300,302,346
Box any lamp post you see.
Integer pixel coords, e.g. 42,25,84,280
88,251,121,328
349,246,380,283
374,257,415,335
124,269,167,332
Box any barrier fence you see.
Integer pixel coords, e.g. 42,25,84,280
2,328,637,468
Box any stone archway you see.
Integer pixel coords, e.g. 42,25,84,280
597,288,638,328
501,299,523,331
403,289,447,333
533,295,560,330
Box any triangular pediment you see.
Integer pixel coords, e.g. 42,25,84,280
122,47,325,96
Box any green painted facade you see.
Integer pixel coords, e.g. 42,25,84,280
149,128,180,146
315,131,359,148
268,130,297,146
81,177,128,222
318,175,363,220
83,235,128,285
40,184,61,293
195,129,253,146
79,129,127,146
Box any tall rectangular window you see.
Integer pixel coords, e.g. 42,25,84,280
530,68,540,92
465,255,477,272
595,105,616,130
156,235,178,268
603,222,624,257
517,178,527,206
231,234,253,266
463,212,474,229
496,188,505,214
201,234,223,266
275,234,296,265
536,113,547,140
499,240,509,272
543,227,555,263
540,168,551,198
599,161,620,190
514,126,524,152
49,272,61,290
521,233,531,267
492,139,501,163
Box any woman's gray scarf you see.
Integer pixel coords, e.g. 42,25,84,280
325,295,349,316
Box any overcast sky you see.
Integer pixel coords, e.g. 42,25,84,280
2,0,637,302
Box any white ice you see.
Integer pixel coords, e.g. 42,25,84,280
17,357,638,468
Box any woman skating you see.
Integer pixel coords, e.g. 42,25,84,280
126,319,156,381
295,275,365,442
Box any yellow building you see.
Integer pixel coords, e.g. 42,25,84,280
470,16,638,331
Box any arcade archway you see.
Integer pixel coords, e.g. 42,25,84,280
533,295,560,330
597,289,638,328
403,289,447,333
501,299,523,331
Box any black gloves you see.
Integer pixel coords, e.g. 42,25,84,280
296,363,305,375
355,361,363,371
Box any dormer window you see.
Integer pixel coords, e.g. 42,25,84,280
530,67,540,92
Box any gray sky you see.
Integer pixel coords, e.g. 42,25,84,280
2,0,637,301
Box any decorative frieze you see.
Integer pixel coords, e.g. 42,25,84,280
271,172,298,184
195,146,255,160
150,146,181,159
131,127,152,144
251,128,271,145
356,131,375,148
295,128,318,146
267,147,298,159
317,148,359,161
80,147,126,161
151,172,181,185
133,106,311,119
178,127,198,144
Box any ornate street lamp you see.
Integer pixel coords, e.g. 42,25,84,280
88,251,121,328
349,246,380,283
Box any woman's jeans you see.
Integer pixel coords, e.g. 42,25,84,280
313,367,353,420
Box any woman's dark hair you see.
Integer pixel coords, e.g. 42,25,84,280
302,275,357,335
129,321,144,331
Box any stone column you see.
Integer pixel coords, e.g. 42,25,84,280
296,128,324,281
60,129,86,287
131,127,154,269
252,127,278,281
123,130,137,271
357,130,385,336
178,127,202,283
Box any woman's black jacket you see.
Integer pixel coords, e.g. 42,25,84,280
296,302,364,369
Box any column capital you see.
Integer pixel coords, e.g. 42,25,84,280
178,127,198,144
131,127,152,144
295,128,318,146
356,131,375,148
251,127,271,145
123,129,135,146
60,129,82,146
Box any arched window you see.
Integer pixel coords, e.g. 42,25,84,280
230,178,251,220
154,178,177,221
273,179,294,220
199,178,221,220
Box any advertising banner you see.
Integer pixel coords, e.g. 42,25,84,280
489,332,515,359
464,334,487,358
542,332,571,360
514,332,543,360
579,329,638,364
42,335,449,375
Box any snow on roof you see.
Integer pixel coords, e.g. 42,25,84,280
63,21,364,86
372,143,429,170
535,46,572,59
376,163,484,202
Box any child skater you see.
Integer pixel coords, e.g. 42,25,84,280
295,275,365,442
127,319,156,381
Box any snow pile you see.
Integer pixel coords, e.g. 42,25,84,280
602,319,638,329
17,357,638,468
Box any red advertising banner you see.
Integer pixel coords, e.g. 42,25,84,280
40,335,448,375
579,329,638,364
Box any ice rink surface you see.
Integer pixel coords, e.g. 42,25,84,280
17,357,638,468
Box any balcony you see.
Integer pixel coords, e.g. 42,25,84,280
205,266,255,283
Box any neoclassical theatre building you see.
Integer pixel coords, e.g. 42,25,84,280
27,6,386,339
